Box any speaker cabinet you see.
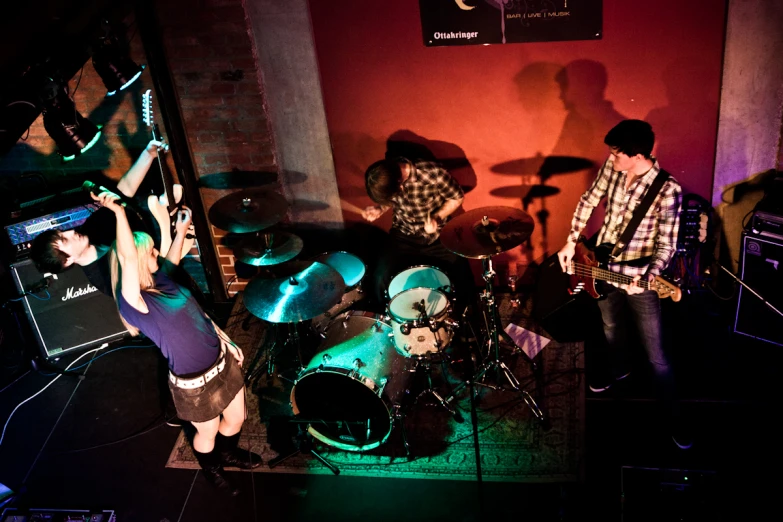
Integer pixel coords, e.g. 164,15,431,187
9,259,129,360
734,234,783,346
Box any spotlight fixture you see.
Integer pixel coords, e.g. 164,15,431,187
92,21,145,96
41,80,101,161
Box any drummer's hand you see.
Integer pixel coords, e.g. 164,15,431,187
362,205,385,222
423,214,438,234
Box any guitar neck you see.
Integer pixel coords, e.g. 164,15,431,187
151,125,179,212
570,262,654,291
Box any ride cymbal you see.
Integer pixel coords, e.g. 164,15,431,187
232,231,303,266
208,188,288,233
440,206,534,259
243,261,344,323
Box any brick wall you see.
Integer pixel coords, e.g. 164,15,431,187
154,0,278,297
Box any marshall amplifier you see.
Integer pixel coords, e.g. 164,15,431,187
9,259,129,360
734,233,783,346
4,202,129,360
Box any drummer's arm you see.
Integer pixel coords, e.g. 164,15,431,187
432,197,463,225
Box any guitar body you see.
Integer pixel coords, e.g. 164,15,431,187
568,241,608,299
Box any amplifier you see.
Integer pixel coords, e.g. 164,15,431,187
3,203,99,261
750,211,783,241
734,234,783,346
9,258,129,360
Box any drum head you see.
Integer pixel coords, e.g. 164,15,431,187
311,251,366,288
292,369,391,452
388,287,449,322
291,311,395,452
388,265,451,299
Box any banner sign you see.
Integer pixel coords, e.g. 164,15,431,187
419,0,602,47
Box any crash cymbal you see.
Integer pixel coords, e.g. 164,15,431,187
208,188,288,233
489,185,562,201
244,261,344,323
232,231,303,266
440,206,534,259
490,156,594,178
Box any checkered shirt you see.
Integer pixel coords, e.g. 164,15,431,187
567,157,682,277
390,160,464,244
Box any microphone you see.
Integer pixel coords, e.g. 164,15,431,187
82,181,126,207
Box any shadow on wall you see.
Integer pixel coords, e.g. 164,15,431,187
645,57,721,194
714,169,782,275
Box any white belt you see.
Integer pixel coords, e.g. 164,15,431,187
169,344,227,389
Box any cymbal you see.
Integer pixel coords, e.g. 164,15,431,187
490,156,594,177
440,206,534,259
208,188,288,233
489,185,561,199
232,231,303,266
244,261,344,323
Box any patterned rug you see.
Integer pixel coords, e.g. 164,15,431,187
166,292,585,482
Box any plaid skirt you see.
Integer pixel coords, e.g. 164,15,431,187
168,347,245,423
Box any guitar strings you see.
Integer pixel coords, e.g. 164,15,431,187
568,262,664,292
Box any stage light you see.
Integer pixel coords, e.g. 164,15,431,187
41,80,102,160
92,22,144,96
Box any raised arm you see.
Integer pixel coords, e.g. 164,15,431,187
94,192,144,310
165,206,193,266
116,140,169,198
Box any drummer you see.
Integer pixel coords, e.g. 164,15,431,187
361,156,473,311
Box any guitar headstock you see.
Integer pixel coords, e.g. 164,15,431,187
653,276,682,302
142,89,153,128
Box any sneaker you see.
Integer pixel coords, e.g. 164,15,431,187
588,380,613,393
672,423,693,450
165,416,184,427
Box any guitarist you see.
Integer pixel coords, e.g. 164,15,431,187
555,120,690,449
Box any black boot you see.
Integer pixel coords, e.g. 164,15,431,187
193,447,240,496
216,431,263,469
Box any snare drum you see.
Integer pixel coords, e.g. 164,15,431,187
290,311,412,452
387,287,454,357
310,251,367,333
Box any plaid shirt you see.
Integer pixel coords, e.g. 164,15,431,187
567,157,682,277
390,160,464,244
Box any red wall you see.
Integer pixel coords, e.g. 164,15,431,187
309,0,726,278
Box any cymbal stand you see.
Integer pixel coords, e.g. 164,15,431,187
245,320,306,386
411,354,464,422
267,418,340,475
446,256,544,421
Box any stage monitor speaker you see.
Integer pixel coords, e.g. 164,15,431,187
734,233,783,346
9,259,129,360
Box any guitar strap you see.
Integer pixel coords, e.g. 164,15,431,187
610,168,670,259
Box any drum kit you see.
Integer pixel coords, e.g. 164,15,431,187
208,188,545,466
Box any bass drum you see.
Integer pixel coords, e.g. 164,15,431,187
290,311,412,452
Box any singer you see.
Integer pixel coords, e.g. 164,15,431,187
30,140,167,295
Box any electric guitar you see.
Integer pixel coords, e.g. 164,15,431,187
567,240,682,302
141,89,195,258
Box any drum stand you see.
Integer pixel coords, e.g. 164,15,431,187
245,320,307,386
410,355,464,422
446,256,544,421
267,418,341,475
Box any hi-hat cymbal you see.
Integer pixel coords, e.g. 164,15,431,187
244,261,344,323
233,231,303,266
440,206,534,259
208,188,288,233
490,156,595,177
